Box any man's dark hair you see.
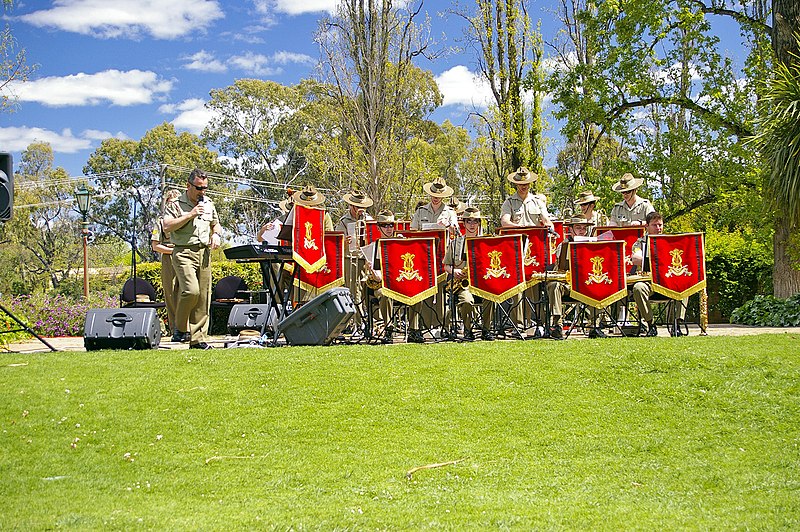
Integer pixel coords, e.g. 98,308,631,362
645,211,663,224
189,168,207,184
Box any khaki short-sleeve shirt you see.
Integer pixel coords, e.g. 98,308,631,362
500,193,548,226
165,192,219,246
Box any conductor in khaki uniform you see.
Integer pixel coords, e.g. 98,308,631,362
163,169,223,350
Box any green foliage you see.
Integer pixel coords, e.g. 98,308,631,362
731,294,800,327
705,229,773,319
1,336,799,527
135,259,263,302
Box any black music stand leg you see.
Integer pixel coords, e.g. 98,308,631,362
0,303,57,352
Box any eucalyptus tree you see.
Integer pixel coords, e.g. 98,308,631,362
0,142,81,292
0,0,34,113
83,123,223,261
452,0,546,216
315,0,442,209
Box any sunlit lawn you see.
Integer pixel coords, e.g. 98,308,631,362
1,334,798,529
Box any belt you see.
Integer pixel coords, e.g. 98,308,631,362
173,243,208,251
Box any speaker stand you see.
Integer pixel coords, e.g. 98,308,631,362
0,302,57,351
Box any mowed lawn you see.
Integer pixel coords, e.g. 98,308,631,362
1,334,798,529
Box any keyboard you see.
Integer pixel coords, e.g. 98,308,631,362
224,244,293,261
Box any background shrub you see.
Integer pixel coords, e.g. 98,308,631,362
705,229,773,321
730,294,800,327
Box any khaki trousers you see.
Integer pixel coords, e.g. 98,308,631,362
547,281,599,327
632,281,687,325
161,254,178,332
172,245,212,344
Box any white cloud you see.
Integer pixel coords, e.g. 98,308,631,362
0,127,94,153
273,0,339,16
230,52,282,77
10,69,173,107
435,65,493,109
18,0,224,39
271,51,314,65
183,50,228,73
160,98,215,135
82,129,130,141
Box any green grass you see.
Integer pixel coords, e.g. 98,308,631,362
1,335,799,529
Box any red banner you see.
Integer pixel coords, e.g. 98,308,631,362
466,234,527,303
292,205,326,273
594,225,645,272
379,238,438,305
364,220,382,245
568,240,628,308
649,233,706,299
295,232,345,292
498,227,549,286
402,229,448,283
396,220,412,232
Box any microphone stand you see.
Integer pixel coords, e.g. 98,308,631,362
445,227,460,342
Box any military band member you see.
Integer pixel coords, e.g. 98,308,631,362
411,177,456,336
500,167,554,334
336,190,374,335
573,190,607,233
163,169,223,350
609,173,655,227
630,211,687,337
546,218,604,340
151,188,182,340
442,207,494,341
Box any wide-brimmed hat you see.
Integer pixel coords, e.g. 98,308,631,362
422,177,454,198
462,207,483,221
376,210,395,224
343,190,373,209
574,190,599,205
507,166,538,185
278,198,293,213
566,216,593,226
612,173,643,193
448,196,466,214
292,185,325,207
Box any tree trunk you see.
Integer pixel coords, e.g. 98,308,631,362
771,0,800,297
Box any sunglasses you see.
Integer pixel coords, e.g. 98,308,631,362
378,223,394,228
192,184,209,191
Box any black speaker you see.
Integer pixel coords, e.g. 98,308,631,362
0,152,13,222
227,303,276,335
277,287,355,346
84,308,162,350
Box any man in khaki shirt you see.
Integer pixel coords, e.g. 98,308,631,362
609,173,655,226
335,190,373,335
163,169,223,349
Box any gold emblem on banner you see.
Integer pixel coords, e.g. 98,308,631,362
396,252,423,282
665,249,692,278
523,241,540,267
303,221,319,250
483,250,511,280
585,256,612,285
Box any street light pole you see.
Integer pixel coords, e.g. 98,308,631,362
75,185,91,299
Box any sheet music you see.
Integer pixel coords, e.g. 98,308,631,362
573,235,597,242
361,242,377,268
259,218,283,245
347,222,359,252
421,222,442,231
596,230,614,241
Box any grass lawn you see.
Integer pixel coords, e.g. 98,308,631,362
1,334,799,529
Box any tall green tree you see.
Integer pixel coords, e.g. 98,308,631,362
316,0,442,209
0,142,81,292
1,0,35,113
454,0,546,214
83,123,223,261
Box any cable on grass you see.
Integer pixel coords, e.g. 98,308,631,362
405,458,467,480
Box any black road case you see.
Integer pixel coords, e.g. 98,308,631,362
277,287,355,346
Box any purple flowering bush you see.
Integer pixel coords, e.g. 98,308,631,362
1,293,117,340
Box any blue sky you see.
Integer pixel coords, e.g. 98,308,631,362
1,0,746,179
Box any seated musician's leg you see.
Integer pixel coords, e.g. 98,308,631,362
459,287,476,340
546,281,566,339
479,299,495,340
586,305,607,338
632,281,657,336
407,301,425,343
